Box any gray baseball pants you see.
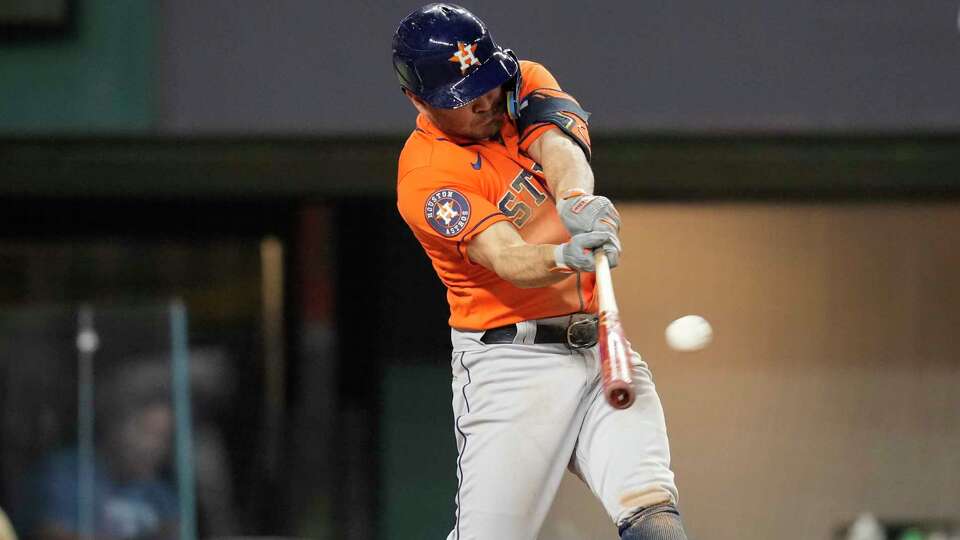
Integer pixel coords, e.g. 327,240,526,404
446,317,679,540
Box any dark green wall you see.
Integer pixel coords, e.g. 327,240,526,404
380,364,457,540
0,0,154,133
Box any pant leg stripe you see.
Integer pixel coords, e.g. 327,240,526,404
454,351,472,539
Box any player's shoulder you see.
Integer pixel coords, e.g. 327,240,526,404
519,60,560,92
519,59,550,78
398,128,435,177
396,141,484,231
398,129,479,188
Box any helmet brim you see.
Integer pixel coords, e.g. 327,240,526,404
421,50,519,109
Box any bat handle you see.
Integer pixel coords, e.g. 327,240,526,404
594,250,618,313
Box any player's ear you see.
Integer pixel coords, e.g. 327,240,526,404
403,89,432,116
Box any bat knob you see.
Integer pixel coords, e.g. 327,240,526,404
606,384,635,410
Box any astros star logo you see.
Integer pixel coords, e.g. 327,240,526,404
436,201,459,225
449,41,479,74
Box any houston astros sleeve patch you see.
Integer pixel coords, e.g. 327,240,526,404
425,188,471,237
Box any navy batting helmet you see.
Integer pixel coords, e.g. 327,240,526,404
392,3,520,110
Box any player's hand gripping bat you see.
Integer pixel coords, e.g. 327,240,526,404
594,250,635,409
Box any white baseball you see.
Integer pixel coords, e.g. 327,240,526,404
665,315,713,352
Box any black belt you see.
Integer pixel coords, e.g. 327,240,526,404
480,318,598,349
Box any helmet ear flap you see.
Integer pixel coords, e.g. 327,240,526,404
394,56,421,94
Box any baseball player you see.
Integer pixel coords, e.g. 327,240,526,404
393,4,688,539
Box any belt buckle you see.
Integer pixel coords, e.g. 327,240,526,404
566,318,598,349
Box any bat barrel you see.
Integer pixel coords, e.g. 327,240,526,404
595,251,636,409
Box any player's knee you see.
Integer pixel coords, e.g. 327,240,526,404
618,502,688,540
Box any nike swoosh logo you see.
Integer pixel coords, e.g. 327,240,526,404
471,153,482,170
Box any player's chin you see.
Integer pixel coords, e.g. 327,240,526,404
480,119,503,138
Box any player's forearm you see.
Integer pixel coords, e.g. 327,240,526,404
484,243,568,289
535,129,595,197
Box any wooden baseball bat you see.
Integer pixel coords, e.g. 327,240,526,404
595,250,635,409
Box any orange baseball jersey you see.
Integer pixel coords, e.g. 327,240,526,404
397,60,596,330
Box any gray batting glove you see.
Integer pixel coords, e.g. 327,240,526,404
554,231,621,273
556,192,622,236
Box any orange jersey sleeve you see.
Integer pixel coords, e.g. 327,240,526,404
397,165,509,266
519,61,561,99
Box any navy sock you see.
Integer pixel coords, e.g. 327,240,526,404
619,502,688,540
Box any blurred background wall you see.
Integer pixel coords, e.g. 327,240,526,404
1,1,959,540
5,0,960,135
157,0,960,134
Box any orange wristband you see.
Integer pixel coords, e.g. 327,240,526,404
558,188,589,201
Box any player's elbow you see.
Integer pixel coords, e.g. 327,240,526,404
505,276,544,289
